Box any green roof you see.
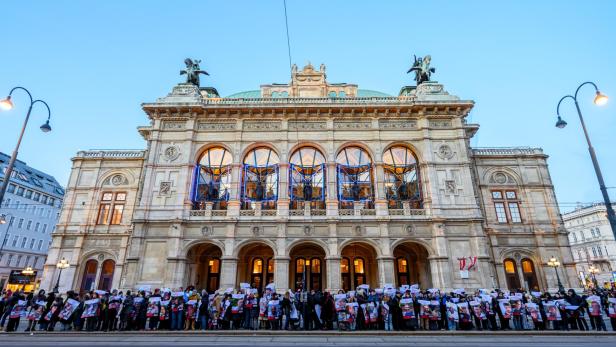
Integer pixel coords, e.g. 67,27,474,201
225,89,391,98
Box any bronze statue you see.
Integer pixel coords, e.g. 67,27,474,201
407,54,435,85
180,58,209,86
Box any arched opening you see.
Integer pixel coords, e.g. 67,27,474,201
340,242,378,291
192,147,233,210
237,242,275,293
383,146,422,209
393,242,431,288
521,258,539,291
242,147,280,210
289,242,326,291
336,146,374,209
503,258,521,290
186,243,223,292
80,259,98,293
289,147,326,210
97,259,115,291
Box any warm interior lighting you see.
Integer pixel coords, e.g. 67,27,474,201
594,91,608,106
22,266,35,275
209,260,214,266
0,96,13,110
305,259,310,266
354,259,359,266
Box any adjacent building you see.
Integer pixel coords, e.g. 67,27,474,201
564,203,616,286
40,63,578,294
0,152,64,291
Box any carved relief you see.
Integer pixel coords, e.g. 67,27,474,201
103,174,129,186
201,226,212,237
162,121,185,130
252,226,261,236
429,120,452,128
197,121,236,131
379,119,417,129
354,225,364,236
159,181,172,196
288,121,327,130
489,171,517,185
445,180,456,194
405,225,416,234
163,145,180,162
334,121,372,130
303,225,313,236
243,121,281,131
436,144,454,160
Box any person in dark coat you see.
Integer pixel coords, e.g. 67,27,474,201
321,292,335,330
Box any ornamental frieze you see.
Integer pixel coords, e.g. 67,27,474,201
378,119,417,129
197,121,236,131
162,121,186,130
428,120,452,128
288,121,327,131
242,121,282,131
334,120,372,130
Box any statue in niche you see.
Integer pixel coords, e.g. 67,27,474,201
302,178,313,201
407,54,436,85
180,58,209,86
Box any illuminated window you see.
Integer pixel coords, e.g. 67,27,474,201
354,258,365,274
252,258,263,274
383,146,421,208
289,147,326,208
193,147,233,209
98,192,126,225
504,259,516,274
397,257,408,273
340,258,349,273
311,258,321,273
336,147,373,208
296,258,305,273
242,147,279,208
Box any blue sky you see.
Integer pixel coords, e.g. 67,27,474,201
1,1,614,212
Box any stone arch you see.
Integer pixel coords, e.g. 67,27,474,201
498,248,544,291
286,238,331,258
77,249,118,293
390,238,436,257
335,141,376,163
232,238,278,258
338,238,383,257
339,240,380,290
240,142,282,163
382,141,424,164
193,142,235,163
183,239,226,259
97,169,136,188
288,240,328,291
482,167,522,186
287,141,329,162
235,240,276,292
185,241,224,292
392,240,432,288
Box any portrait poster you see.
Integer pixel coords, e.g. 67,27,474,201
367,302,378,323
429,300,441,320
399,298,415,320
9,300,26,319
334,294,347,312
81,299,100,318
526,302,542,322
44,305,58,321
345,302,358,323
446,301,459,322
147,297,160,317
59,298,80,320
109,296,122,310
498,299,512,319
586,295,602,316
457,302,471,323
510,299,523,316
267,300,279,320
544,301,561,321
470,300,485,320
159,300,170,320
418,299,431,318
607,298,616,318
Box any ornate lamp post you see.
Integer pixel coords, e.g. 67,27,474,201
547,256,565,292
54,257,70,293
0,87,52,207
588,265,600,288
556,82,616,240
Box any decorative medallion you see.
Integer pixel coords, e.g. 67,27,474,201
111,174,128,186
354,225,364,236
436,144,454,160
303,225,313,236
97,254,105,261
252,226,261,236
201,226,212,237
405,225,416,234
159,181,172,196
163,145,180,161
445,180,456,194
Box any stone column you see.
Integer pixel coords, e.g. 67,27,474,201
274,257,290,293
428,257,451,289
220,256,238,289
377,256,395,287
325,162,338,216
227,163,242,217
374,163,388,216
326,256,341,292
277,163,289,216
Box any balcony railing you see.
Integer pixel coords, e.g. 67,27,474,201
202,96,419,106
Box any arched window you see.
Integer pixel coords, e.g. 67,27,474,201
266,258,275,286
80,259,98,293
521,258,539,291
207,258,220,293
310,258,322,291
353,257,366,288
289,147,326,209
336,146,373,209
97,259,115,292
295,257,306,290
242,147,279,209
383,146,421,209
251,258,264,290
193,147,232,210
503,258,521,290
340,257,351,291
396,256,410,286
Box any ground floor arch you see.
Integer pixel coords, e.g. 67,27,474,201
237,242,275,293
340,242,378,291
502,255,541,291
393,242,432,288
186,243,223,293
289,242,326,291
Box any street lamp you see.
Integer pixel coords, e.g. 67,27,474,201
588,265,600,288
0,87,52,207
53,257,69,293
547,256,565,292
555,82,616,241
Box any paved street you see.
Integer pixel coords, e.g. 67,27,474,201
0,332,615,347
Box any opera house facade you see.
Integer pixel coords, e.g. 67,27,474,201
40,63,577,294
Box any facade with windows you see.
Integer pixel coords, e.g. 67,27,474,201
40,63,577,294
564,203,616,287
0,152,64,291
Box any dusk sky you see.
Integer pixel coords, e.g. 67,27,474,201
1,0,614,212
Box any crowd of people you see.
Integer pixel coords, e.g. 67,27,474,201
1,283,616,333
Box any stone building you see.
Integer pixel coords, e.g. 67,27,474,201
0,152,64,291
40,63,578,294
564,203,616,286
